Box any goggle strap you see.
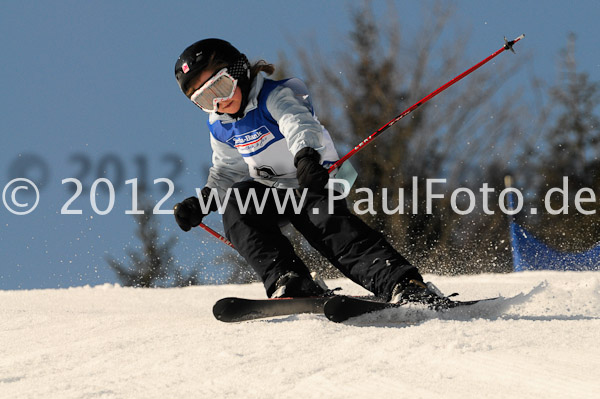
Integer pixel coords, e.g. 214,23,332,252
227,54,250,81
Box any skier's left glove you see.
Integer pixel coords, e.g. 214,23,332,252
173,187,217,232
294,147,329,192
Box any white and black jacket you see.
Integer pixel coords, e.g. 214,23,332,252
204,73,341,199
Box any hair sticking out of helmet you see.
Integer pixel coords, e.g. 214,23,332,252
174,38,250,95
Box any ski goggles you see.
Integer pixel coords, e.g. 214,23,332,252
189,68,237,112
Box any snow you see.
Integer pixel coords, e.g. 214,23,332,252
1,271,599,399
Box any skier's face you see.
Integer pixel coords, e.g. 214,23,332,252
187,69,243,114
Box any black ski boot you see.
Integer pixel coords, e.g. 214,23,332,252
271,272,327,298
390,279,455,310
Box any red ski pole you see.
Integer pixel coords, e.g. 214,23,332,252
328,34,525,173
198,34,525,247
198,222,235,248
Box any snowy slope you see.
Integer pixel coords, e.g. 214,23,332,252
1,272,599,399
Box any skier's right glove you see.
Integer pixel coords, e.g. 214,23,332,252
173,187,217,232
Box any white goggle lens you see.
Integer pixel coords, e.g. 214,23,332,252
190,70,237,112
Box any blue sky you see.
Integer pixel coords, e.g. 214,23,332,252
1,1,599,289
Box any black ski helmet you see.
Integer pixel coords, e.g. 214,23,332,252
174,38,250,95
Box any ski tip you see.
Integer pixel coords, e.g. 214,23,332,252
323,296,351,323
324,296,388,323
450,296,500,308
212,297,239,322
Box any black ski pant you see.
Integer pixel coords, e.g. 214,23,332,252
222,180,420,299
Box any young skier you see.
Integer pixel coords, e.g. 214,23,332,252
172,38,450,306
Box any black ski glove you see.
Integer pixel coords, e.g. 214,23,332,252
173,187,218,232
294,147,329,192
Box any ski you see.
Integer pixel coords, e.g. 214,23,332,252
213,295,498,323
213,296,330,322
323,295,498,323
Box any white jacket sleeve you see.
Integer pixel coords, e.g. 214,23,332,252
265,80,327,159
206,135,249,199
